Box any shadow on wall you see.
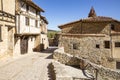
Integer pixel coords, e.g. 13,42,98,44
33,44,45,52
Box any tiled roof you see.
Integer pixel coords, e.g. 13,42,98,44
58,7,120,29
22,0,44,12
40,16,49,24
58,20,80,28
58,16,120,29
81,16,114,22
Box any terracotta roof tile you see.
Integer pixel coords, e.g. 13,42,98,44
81,16,114,22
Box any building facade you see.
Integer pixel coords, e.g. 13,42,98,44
14,0,45,56
0,0,15,58
40,16,49,51
58,7,120,70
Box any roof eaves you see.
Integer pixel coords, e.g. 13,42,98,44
22,0,44,12
58,20,81,29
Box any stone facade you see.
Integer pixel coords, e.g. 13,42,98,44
0,0,15,58
53,48,120,80
58,7,120,70
40,16,49,50
54,47,80,65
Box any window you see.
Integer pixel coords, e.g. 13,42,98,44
0,26,2,41
115,42,120,47
104,41,110,49
116,62,120,69
26,17,29,26
73,43,79,50
35,20,38,27
111,24,115,30
96,44,100,48
26,5,29,12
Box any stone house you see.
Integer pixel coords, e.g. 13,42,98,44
14,0,45,56
58,7,120,70
0,0,15,58
40,16,49,50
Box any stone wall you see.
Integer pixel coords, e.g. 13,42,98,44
0,0,15,59
0,26,8,58
53,48,120,80
53,47,80,65
0,24,15,58
59,34,116,69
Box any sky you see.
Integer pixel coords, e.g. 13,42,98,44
33,0,120,30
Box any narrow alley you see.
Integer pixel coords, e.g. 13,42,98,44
0,47,57,80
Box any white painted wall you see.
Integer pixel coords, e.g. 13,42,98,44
16,1,41,34
40,34,49,49
14,39,21,57
28,37,35,53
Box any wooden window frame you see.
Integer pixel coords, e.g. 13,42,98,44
96,44,100,48
73,43,79,50
25,17,29,26
104,41,110,49
115,42,120,47
116,62,120,69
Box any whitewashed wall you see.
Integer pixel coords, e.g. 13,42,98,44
16,1,41,34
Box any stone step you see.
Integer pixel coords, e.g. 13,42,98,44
48,61,93,80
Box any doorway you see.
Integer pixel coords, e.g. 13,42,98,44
20,37,28,54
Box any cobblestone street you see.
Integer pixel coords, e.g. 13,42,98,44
0,47,56,80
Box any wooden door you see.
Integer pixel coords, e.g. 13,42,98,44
20,37,28,54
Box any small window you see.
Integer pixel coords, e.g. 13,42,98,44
26,5,29,12
116,62,120,69
111,24,115,30
115,42,120,47
104,41,110,49
96,44,100,48
0,26,2,41
26,17,29,26
73,43,79,50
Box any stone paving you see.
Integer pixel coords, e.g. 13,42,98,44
52,61,91,80
0,50,54,80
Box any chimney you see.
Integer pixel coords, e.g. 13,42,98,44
88,7,97,17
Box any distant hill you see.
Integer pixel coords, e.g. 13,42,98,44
47,29,60,38
48,29,59,32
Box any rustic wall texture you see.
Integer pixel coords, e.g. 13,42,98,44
53,47,120,80
59,34,116,69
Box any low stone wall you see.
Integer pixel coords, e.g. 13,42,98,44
53,48,120,80
53,47,80,65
